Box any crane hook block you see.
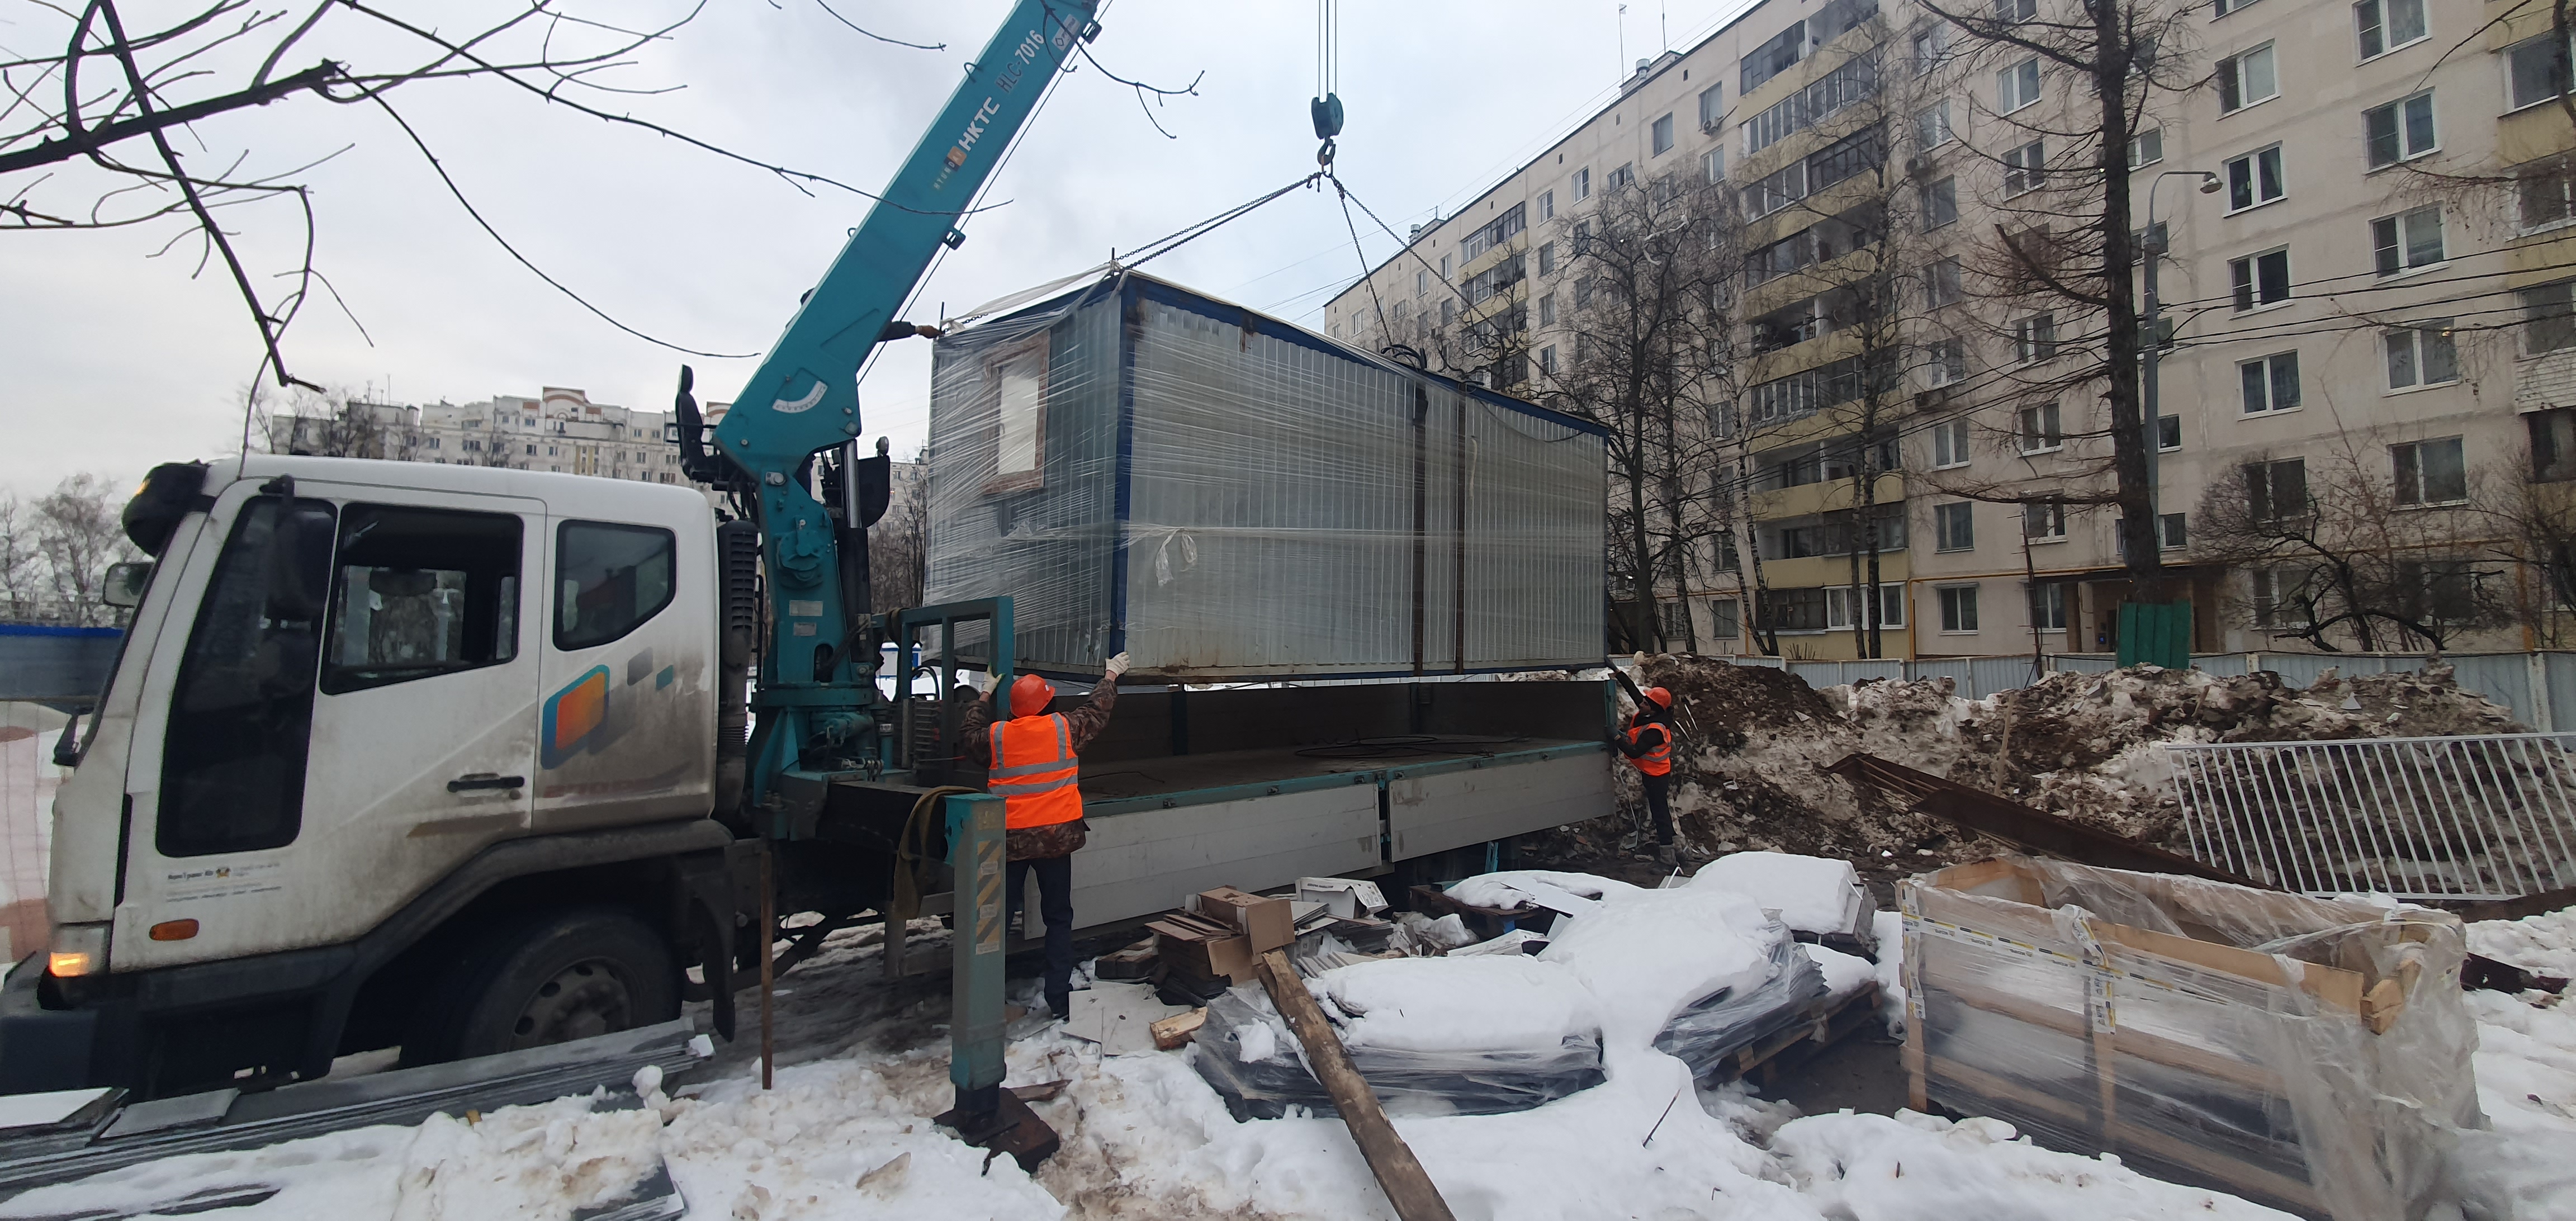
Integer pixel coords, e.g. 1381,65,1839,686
1309,94,1344,141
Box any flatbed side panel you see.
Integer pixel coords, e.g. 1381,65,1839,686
1071,787,1380,930
1387,747,1611,859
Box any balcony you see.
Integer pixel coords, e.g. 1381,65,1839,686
1754,552,1911,591
1751,471,1906,522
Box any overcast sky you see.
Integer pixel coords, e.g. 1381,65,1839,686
1,0,1755,500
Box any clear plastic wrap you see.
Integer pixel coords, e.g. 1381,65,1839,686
1898,855,2482,1221
922,270,1608,680
1652,932,1828,1075
1191,983,1606,1120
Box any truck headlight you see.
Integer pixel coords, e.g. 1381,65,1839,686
46,924,108,978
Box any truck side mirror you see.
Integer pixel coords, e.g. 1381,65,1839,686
101,561,151,609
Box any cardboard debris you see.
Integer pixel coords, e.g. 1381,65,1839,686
1147,911,1254,987
1298,877,1389,919
1196,886,1294,954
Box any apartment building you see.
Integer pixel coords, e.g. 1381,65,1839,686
416,387,690,484
1328,0,2576,659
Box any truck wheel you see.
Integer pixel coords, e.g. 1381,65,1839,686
441,908,679,1061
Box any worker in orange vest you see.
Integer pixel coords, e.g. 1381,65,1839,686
1614,685,1677,858
960,651,1129,1020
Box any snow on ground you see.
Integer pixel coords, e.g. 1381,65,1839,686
2452,906,2576,1220
8,862,2357,1221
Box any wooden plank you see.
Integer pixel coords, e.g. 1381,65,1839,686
2108,1119,2322,1215
1150,1009,1207,1050
1921,973,2287,1094
1255,949,1457,1221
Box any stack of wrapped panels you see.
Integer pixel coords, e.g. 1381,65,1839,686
1899,856,2482,1221
924,271,1607,680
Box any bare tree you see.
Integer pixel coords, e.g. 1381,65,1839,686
2483,434,2576,646
0,475,142,626
2195,441,2507,651
251,383,421,458
1546,164,1741,652
1915,0,2198,600
869,446,931,614
2,1,955,395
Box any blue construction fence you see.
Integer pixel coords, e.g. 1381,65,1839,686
1721,650,2576,732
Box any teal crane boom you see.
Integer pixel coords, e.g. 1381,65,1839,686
674,1,1099,814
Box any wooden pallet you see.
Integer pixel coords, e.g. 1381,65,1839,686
1701,981,1882,1089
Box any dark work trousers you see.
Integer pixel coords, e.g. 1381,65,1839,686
1642,773,1674,846
1006,853,1077,1015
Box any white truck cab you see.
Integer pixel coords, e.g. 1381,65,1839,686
14,457,741,1097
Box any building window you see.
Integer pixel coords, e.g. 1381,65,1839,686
2224,145,2284,211
2355,0,2427,59
1997,0,2038,20
1932,417,1972,468
2239,352,2301,413
2384,321,2458,389
2217,44,2278,113
1605,164,1633,192
2530,408,2576,482
2160,513,2188,549
1921,177,1958,229
2247,457,2308,522
2517,156,2576,230
2024,500,2068,540
1826,585,1907,629
2363,92,2437,168
1652,112,1675,155
2508,31,2574,112
2158,414,2182,451
1415,269,1428,296
2002,140,2045,196
2012,314,2058,365
1442,299,1456,324
2016,401,2062,452
2371,206,2444,275
1935,502,1975,552
2129,128,2163,168
1439,254,1452,280
1939,586,1981,632
1711,598,1742,640
2029,582,2068,631
1540,344,1559,374
1699,84,1725,130
1912,24,1950,74
2393,437,2468,505
1538,291,1557,325
1742,21,1806,93
1927,257,1963,308
2523,280,2576,353
1574,167,1592,201
1575,279,1594,309
1998,57,2042,113
2229,248,2291,310
1926,338,1968,387
2250,566,2289,628
1916,100,1954,150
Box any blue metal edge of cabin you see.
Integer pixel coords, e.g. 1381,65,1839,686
1075,740,1608,818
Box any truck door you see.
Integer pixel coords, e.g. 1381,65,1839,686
115,483,543,969
533,509,712,831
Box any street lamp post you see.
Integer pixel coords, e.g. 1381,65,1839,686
2139,170,2223,565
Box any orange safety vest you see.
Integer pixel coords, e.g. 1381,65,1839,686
1626,719,1671,777
988,713,1085,829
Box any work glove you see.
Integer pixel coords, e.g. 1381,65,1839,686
1104,651,1131,679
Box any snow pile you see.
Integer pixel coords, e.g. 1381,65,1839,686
1442,870,1644,912
1537,884,1781,1053
1317,956,1599,1054
1689,850,1872,938
2448,906,2576,1220
2470,906,2576,981
1772,1110,2291,1220
1537,656,2531,874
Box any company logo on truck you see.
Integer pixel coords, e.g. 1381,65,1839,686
542,665,613,768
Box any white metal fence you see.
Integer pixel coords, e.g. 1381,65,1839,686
2163,733,2576,902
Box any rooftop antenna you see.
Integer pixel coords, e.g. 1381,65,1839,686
1617,4,1627,78
1661,1,1669,51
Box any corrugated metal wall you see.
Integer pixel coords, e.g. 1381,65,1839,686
925,273,1605,679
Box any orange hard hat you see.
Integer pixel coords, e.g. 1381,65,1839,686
1008,673,1056,716
1643,685,1673,709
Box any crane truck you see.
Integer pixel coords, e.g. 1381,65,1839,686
2,0,1612,1108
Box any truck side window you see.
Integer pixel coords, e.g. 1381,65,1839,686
555,520,674,651
321,505,523,694
159,496,337,858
